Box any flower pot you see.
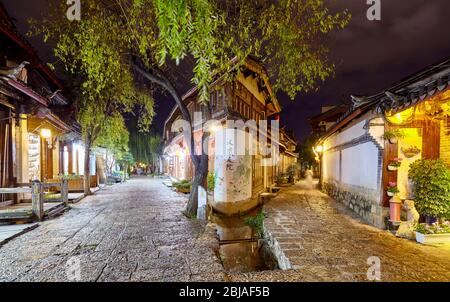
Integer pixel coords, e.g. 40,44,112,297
387,191,395,197
415,232,450,244
387,165,399,171
388,138,398,144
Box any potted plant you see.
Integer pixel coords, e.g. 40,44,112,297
387,158,403,171
173,179,192,194
414,222,450,244
386,182,399,197
401,145,421,158
382,129,405,144
409,159,450,244
275,174,285,186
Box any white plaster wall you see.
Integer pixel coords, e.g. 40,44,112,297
325,120,367,150
341,143,379,190
214,128,252,203
368,117,385,147
323,150,340,183
322,114,383,203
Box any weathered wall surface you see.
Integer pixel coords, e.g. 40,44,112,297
322,114,387,228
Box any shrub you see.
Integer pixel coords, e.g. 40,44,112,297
173,179,192,191
207,172,216,192
414,221,450,234
245,211,267,238
409,159,450,219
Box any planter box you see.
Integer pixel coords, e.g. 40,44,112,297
176,187,191,194
415,232,450,244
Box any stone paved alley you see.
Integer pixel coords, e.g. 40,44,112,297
0,177,223,282
0,178,449,282
237,182,450,282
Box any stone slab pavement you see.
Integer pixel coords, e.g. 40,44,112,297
0,177,224,282
0,223,39,246
236,181,450,282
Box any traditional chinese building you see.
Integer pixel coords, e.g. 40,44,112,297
317,58,450,228
163,56,298,215
308,105,349,138
0,2,95,208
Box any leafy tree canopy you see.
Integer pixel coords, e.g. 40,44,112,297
96,113,130,157
129,128,163,166
33,0,350,105
31,0,350,212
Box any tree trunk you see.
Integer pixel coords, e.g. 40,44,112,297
185,111,212,218
123,164,128,182
83,135,92,196
132,62,207,217
185,152,209,217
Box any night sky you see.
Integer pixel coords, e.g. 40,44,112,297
3,0,450,142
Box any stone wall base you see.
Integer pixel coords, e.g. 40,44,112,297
263,228,292,270
323,182,388,229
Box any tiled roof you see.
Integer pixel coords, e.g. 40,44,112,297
321,57,450,140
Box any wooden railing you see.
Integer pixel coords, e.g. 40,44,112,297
47,175,98,192
0,180,68,221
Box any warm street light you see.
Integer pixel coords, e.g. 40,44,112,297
315,145,324,154
40,128,51,139
313,145,324,190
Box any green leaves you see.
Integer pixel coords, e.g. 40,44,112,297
244,211,267,238
155,0,219,103
409,159,450,219
31,0,155,152
129,129,163,166
33,0,350,145
215,0,350,99
96,113,130,158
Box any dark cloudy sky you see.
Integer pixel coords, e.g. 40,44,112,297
3,0,450,141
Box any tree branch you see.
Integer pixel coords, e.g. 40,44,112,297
132,63,199,168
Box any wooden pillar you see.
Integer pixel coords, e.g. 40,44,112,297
16,114,29,183
40,138,47,181
381,135,399,207
31,181,44,221
68,143,73,174
422,120,440,159
47,143,53,180
59,142,65,175
61,179,68,206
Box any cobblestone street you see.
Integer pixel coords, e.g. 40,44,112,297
0,177,224,282
235,182,450,282
1,178,450,282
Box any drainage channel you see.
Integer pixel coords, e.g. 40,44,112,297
211,208,278,273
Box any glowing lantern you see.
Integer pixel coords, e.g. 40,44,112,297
40,128,52,139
